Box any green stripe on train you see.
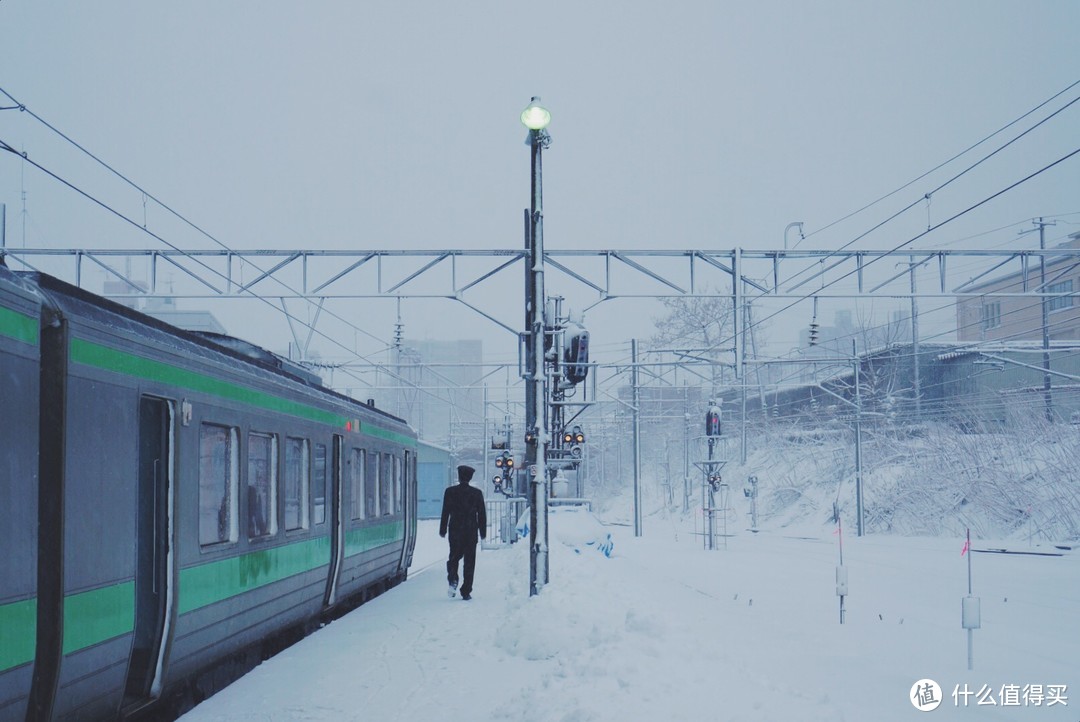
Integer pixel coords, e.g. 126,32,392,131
0,587,135,669
71,338,346,427
62,582,135,655
0,597,37,671
179,521,404,614
68,337,416,446
344,520,404,557
0,304,38,345
0,519,406,669
179,536,332,614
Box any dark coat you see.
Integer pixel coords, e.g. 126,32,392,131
439,482,486,543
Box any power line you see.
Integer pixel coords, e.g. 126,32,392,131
797,77,1080,246
0,137,481,419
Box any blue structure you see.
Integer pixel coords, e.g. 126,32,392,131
417,440,453,519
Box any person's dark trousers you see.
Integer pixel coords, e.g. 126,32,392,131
447,536,477,595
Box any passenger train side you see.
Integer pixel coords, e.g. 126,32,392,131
0,267,418,721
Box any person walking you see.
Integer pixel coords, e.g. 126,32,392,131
439,465,486,600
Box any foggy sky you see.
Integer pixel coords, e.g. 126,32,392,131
1,1,1078,363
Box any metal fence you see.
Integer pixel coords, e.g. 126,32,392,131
482,497,528,549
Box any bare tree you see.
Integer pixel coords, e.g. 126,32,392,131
649,291,735,396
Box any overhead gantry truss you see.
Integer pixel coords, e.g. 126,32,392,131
5,246,1078,304
5,245,1076,382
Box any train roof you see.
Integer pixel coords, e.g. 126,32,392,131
19,271,410,428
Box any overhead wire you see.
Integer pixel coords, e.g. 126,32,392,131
777,89,1080,294
0,87,508,422
794,77,1080,247
0,137,485,421
0,85,391,349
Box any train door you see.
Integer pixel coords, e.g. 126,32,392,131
324,434,345,607
398,450,416,572
122,396,174,709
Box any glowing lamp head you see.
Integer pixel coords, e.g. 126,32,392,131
521,97,551,131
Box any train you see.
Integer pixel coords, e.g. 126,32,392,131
0,266,419,721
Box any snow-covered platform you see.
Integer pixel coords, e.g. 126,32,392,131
180,512,1078,721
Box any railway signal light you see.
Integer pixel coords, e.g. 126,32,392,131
493,450,516,495
565,425,585,459
563,322,590,385
705,401,721,438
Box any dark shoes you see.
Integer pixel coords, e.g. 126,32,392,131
461,592,472,601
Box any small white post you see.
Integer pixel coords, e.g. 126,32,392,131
961,528,980,670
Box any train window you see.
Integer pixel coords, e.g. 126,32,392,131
381,453,393,516
199,423,239,547
393,455,403,514
350,448,366,520
366,450,379,517
313,443,327,525
247,432,278,539
285,437,310,531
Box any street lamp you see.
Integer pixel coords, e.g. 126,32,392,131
522,96,551,596
521,98,551,131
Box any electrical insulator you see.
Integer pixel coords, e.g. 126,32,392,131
808,321,820,347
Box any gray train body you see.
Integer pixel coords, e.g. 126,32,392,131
0,268,418,721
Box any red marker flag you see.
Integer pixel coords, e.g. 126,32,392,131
960,538,970,556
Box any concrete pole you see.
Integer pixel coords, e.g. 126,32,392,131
632,339,643,537
909,256,921,418
1037,218,1054,422
854,339,865,537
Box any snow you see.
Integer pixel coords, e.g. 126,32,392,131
179,504,1078,721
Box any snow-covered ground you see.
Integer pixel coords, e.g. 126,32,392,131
179,506,1078,721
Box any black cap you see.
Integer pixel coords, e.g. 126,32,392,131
457,465,475,483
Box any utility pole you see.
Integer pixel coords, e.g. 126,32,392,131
1036,217,1056,422
853,339,864,537
909,256,921,419
522,97,552,595
632,339,643,537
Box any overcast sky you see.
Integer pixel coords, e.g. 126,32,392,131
1,1,1078,362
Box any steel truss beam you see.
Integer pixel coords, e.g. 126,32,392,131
4,247,1078,304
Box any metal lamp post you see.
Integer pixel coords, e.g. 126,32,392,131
522,97,551,596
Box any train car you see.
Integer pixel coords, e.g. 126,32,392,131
0,271,418,721
0,267,43,722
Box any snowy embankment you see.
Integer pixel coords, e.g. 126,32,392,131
181,510,1077,722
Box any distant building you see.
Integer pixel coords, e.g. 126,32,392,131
955,232,1080,343
394,338,484,445
103,279,227,334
